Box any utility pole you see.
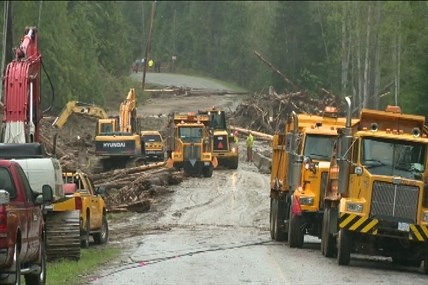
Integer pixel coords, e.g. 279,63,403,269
1,0,13,103
141,1,156,93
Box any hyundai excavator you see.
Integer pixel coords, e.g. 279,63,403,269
94,88,145,171
0,26,82,260
52,100,108,129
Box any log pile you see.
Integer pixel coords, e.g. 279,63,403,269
230,88,345,135
92,163,184,213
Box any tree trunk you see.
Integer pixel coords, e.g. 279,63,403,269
362,3,371,109
373,1,382,109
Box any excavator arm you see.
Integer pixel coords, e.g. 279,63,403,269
52,101,108,129
2,26,41,143
119,88,137,133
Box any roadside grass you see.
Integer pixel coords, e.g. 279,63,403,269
47,246,121,285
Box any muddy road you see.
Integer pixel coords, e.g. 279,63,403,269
89,147,427,284
86,74,426,284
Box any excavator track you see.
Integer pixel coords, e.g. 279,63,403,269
45,210,81,261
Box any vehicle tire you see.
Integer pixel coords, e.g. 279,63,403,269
288,198,304,248
25,239,46,285
321,208,337,258
423,248,428,275
81,216,90,248
337,229,352,265
202,165,213,177
270,198,275,240
8,242,21,285
93,215,109,245
229,157,238,170
272,197,288,241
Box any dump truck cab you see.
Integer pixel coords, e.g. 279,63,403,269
270,106,355,248
167,112,217,177
321,99,428,274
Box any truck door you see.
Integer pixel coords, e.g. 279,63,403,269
15,165,41,259
0,167,30,258
85,175,102,227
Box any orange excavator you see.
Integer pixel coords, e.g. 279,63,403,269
1,26,82,261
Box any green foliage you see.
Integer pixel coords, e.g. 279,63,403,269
47,246,120,285
1,1,428,115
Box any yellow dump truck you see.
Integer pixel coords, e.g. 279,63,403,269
270,106,354,248
321,98,428,274
166,112,217,177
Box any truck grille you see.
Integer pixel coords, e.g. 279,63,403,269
319,172,328,209
183,145,201,160
370,181,419,223
213,135,228,151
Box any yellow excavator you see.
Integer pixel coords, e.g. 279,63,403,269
94,88,144,171
52,101,109,129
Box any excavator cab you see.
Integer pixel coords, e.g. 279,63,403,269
96,118,117,135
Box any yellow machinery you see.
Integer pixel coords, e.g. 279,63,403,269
166,112,217,177
270,106,355,248
52,101,108,129
141,130,165,162
94,88,144,171
321,98,428,273
198,108,238,169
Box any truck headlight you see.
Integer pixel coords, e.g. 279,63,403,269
346,202,363,213
299,197,314,206
423,212,428,222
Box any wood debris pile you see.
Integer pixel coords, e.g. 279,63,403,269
230,88,345,135
91,163,184,212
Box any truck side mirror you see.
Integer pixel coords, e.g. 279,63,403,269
0,190,10,205
42,184,54,204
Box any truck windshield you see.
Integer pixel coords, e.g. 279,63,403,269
361,138,425,180
303,135,336,161
178,127,203,143
142,135,162,142
209,112,226,130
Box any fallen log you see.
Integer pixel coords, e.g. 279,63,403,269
91,161,166,182
229,125,273,141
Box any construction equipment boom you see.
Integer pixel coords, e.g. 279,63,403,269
1,26,82,260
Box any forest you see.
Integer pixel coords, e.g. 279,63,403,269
0,1,427,116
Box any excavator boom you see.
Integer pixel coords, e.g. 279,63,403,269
52,101,108,129
3,26,41,143
119,88,137,133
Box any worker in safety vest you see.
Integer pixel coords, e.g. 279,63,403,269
246,131,254,162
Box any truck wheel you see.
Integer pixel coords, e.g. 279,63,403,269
321,208,337,258
202,165,213,177
25,239,46,285
8,242,21,285
272,197,288,241
288,200,304,248
423,248,428,274
337,229,352,265
81,216,90,248
229,157,239,169
94,215,109,245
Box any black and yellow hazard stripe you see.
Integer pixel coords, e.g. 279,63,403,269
410,224,428,242
339,213,378,234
